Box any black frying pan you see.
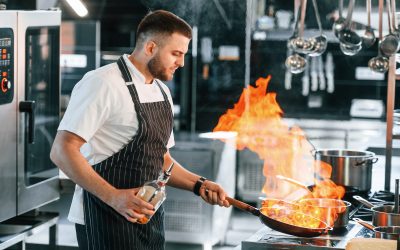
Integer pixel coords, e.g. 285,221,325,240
226,197,332,237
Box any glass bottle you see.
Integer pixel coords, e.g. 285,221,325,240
136,162,174,224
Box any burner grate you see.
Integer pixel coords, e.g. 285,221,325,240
241,190,397,250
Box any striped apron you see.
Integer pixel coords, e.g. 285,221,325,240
77,56,173,250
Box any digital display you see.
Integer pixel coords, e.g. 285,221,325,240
0,38,11,47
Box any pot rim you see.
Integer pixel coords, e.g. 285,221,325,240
374,226,400,234
298,198,352,209
313,149,375,158
372,204,400,216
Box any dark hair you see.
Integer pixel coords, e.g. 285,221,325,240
136,10,192,47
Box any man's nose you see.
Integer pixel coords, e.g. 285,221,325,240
177,56,184,67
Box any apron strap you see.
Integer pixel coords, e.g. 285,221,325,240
117,56,133,82
154,80,170,103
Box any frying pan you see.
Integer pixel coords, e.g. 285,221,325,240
226,197,332,237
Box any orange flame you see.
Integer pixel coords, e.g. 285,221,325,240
214,76,346,227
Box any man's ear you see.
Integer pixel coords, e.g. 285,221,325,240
144,40,157,56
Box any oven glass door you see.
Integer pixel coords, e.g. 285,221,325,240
24,26,59,186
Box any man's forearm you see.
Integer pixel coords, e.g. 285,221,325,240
163,152,199,192
163,151,230,207
50,133,117,204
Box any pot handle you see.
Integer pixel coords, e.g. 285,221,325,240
353,218,375,231
353,195,375,208
311,149,316,156
355,157,378,166
226,197,261,217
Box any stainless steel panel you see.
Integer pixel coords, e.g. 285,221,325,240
165,133,236,246
17,11,61,215
0,11,17,222
237,149,264,202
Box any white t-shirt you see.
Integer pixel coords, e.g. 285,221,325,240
58,54,175,225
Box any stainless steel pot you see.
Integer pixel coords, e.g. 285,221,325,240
298,198,351,229
313,149,378,191
353,195,400,226
354,218,400,240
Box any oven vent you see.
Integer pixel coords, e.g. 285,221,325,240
237,149,265,201
164,199,203,215
164,191,206,233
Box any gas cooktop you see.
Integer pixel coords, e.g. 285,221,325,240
240,190,395,250
241,221,371,250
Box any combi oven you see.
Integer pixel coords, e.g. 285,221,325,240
0,10,60,222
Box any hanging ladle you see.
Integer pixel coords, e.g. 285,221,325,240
369,41,389,73
369,2,389,73
286,0,307,74
287,0,313,54
363,0,376,48
380,0,400,57
332,0,346,38
338,0,362,56
390,0,400,38
285,54,307,74
308,0,327,57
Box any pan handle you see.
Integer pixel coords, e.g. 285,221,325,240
226,197,261,217
353,195,375,208
353,218,375,231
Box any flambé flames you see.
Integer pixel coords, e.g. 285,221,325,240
213,76,346,228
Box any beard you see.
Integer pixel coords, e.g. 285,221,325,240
148,53,171,81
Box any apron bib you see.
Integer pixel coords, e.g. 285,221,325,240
80,56,173,250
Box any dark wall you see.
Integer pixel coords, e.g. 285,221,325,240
2,0,36,9
141,0,247,132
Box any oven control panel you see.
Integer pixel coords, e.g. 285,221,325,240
0,28,13,105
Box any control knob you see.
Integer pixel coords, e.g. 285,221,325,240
1,78,10,93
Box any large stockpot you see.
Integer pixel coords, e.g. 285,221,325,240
313,149,378,192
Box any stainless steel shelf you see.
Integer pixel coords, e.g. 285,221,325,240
0,212,58,250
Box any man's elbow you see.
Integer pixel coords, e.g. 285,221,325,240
50,131,85,169
50,142,61,167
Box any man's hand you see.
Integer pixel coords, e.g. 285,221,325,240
199,181,230,207
108,188,155,223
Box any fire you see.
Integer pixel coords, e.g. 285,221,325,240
259,198,326,229
214,76,346,228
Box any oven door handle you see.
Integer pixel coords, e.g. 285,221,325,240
19,100,36,144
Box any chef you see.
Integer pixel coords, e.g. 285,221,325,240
50,10,230,250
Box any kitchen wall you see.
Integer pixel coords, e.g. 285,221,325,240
9,0,397,131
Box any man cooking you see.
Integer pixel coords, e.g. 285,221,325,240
50,10,230,250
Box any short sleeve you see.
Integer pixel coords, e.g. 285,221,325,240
167,130,175,148
58,74,113,142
